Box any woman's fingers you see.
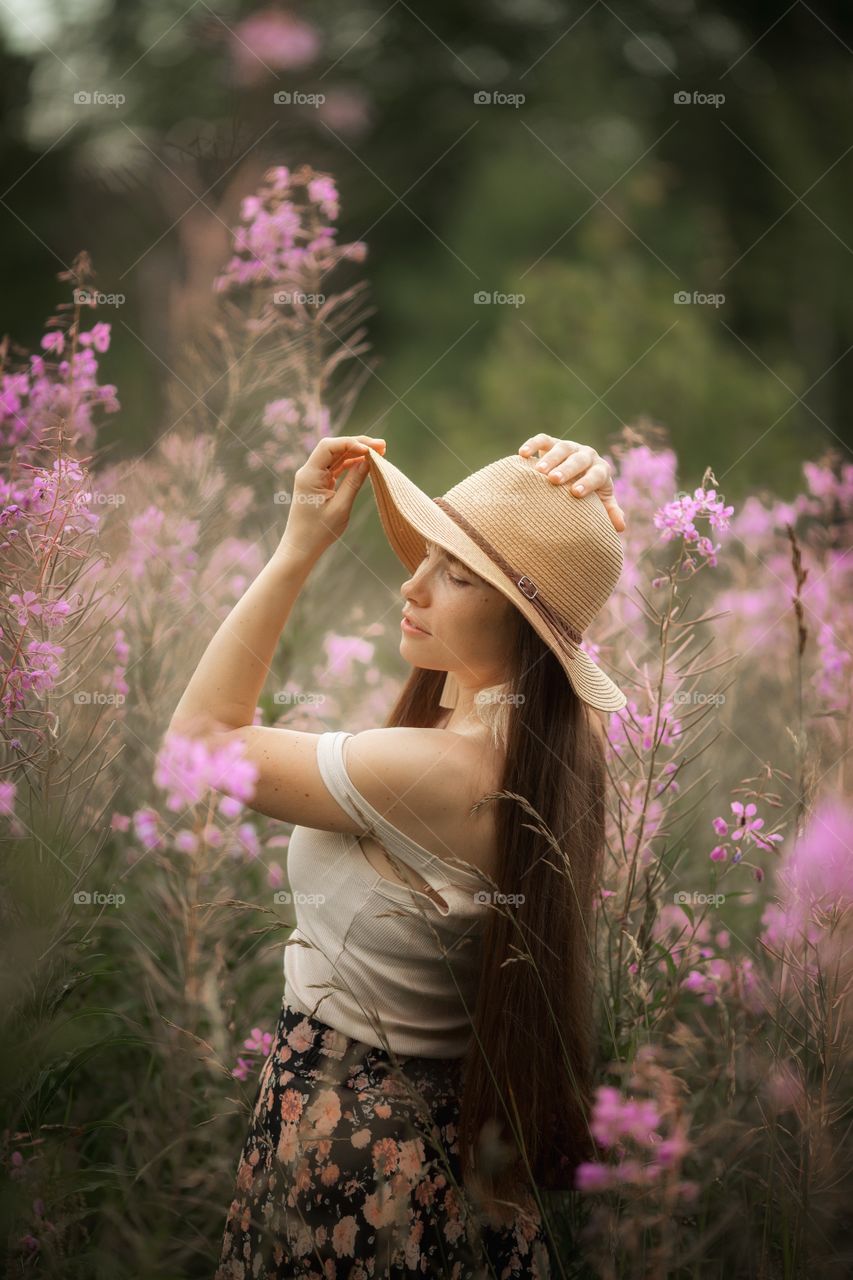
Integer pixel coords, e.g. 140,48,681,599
520,438,595,482
517,436,626,528
518,433,559,458
309,435,386,480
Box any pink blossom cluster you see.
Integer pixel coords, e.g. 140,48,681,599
679,953,763,1010
801,457,853,519
7,589,71,629
247,394,332,474
153,731,259,816
228,9,322,87
650,905,767,1015
652,485,735,569
2,456,100,550
1,322,119,457
760,795,853,951
608,697,684,756
610,442,678,514
213,165,366,294
575,1082,696,1199
1,456,106,719
0,778,16,816
232,1024,274,1081
125,504,200,606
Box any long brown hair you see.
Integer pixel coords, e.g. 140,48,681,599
383,604,607,1201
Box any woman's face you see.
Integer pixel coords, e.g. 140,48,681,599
399,540,515,685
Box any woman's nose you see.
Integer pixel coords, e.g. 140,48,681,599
401,566,428,598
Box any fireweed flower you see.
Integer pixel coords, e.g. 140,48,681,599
711,800,783,862
653,485,735,569
213,165,367,294
0,780,16,816
40,330,64,355
126,505,200,603
7,591,71,629
132,807,162,853
575,1080,696,1198
26,458,100,536
228,10,321,88
77,322,111,353
761,795,853,951
607,698,683,757
232,1026,274,1080
153,732,259,814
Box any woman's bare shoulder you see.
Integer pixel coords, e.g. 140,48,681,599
342,725,502,847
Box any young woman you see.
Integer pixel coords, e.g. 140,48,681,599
167,433,627,1278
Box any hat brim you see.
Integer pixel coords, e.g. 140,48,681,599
365,449,627,714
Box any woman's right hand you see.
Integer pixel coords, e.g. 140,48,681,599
517,434,626,532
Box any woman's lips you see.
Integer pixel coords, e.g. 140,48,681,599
401,616,429,634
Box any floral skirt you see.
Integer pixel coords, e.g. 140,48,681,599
214,996,552,1279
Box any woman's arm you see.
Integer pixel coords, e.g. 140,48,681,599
166,545,318,738
167,434,383,740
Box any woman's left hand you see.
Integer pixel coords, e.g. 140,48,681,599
517,434,626,532
278,434,386,559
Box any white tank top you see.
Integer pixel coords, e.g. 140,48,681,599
282,730,494,1058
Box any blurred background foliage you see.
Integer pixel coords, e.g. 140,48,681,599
1,0,852,499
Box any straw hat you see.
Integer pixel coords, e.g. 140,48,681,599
365,448,627,714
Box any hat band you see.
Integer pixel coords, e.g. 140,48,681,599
431,496,584,648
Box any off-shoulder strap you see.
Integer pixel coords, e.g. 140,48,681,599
315,731,491,892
